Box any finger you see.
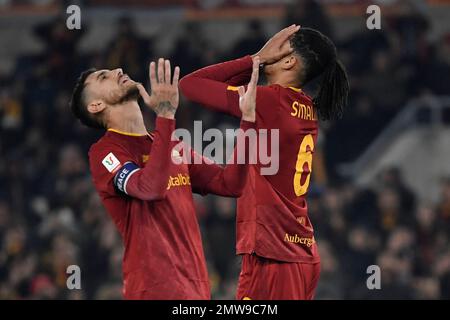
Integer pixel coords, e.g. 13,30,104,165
237,86,245,98
278,24,298,39
274,24,296,39
165,59,171,84
157,58,164,83
172,66,180,86
279,25,300,43
149,62,157,88
136,83,151,102
288,25,300,38
247,57,260,92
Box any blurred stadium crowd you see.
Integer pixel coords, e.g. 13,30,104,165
1,0,450,299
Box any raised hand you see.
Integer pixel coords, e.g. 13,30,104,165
238,56,260,123
137,58,180,119
252,24,300,65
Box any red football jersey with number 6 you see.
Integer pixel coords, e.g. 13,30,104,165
180,56,320,263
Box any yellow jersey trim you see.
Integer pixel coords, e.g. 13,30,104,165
229,84,302,93
288,86,302,93
107,128,147,137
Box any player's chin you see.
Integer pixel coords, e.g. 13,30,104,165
122,83,140,101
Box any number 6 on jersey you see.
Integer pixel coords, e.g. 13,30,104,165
293,134,314,196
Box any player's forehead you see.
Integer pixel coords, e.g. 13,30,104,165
85,69,111,84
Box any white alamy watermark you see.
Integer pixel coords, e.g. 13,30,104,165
66,5,81,30
366,5,381,30
66,265,81,290
366,264,381,290
171,121,280,176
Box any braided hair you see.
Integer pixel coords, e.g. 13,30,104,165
290,28,349,120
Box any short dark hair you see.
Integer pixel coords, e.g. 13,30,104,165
291,28,349,120
70,68,104,129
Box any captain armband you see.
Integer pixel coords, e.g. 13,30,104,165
113,162,140,195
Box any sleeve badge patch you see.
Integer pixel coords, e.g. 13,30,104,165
102,152,121,173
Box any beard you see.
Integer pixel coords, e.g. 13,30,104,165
118,83,140,104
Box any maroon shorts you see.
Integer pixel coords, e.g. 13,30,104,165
236,254,321,300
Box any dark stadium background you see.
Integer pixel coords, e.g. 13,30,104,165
0,0,450,299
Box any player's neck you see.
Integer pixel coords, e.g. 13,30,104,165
106,101,148,135
266,74,300,88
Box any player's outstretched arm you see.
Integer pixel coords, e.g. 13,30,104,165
179,25,298,90
188,58,260,197
179,25,298,119
117,58,180,201
179,24,298,92
178,55,253,117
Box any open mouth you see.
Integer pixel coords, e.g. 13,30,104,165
119,74,130,84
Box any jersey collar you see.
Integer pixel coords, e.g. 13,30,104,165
107,128,148,137
288,86,303,93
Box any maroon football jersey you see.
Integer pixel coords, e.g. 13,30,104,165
88,117,254,299
89,119,210,299
180,56,320,263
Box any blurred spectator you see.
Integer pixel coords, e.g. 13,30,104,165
204,196,237,293
314,240,344,299
171,22,209,75
284,0,333,39
104,16,153,84
437,178,450,223
229,20,266,60
32,16,85,86
359,50,408,118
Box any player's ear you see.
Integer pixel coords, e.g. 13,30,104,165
282,55,297,71
87,100,106,114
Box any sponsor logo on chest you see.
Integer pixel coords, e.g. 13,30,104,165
167,173,191,190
